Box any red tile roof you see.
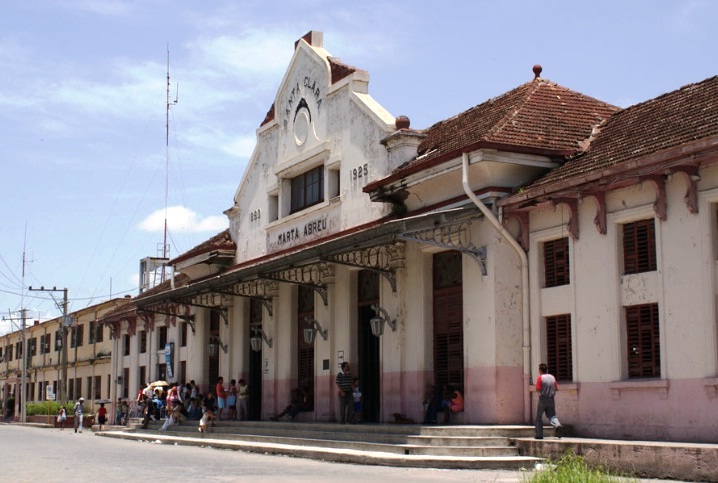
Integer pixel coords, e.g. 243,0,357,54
506,75,718,200
169,229,235,266
400,78,618,172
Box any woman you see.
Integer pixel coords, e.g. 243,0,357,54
215,377,227,419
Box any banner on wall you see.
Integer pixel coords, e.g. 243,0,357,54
165,343,174,380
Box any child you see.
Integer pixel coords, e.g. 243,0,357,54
227,379,238,420
96,402,107,431
352,377,362,423
57,407,67,430
199,407,216,433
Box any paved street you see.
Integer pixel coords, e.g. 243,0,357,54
0,425,685,482
0,424,529,482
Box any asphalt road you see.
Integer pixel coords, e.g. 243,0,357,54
0,425,685,482
0,424,529,482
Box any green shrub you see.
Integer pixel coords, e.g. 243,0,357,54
26,401,74,416
529,449,636,482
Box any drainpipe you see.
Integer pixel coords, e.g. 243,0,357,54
461,153,532,423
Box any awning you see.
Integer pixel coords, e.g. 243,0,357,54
136,204,483,310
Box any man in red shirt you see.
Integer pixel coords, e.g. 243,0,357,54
535,363,562,439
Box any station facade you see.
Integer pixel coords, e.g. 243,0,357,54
94,31,717,442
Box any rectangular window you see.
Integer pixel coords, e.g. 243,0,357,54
94,375,101,400
68,379,74,401
75,378,82,399
123,367,130,399
39,335,45,355
55,330,62,351
123,335,130,356
544,237,570,287
7,345,12,361
290,165,324,213
181,322,188,347
158,326,167,349
140,331,147,354
623,219,657,275
546,314,573,382
626,303,660,378
139,366,146,388
76,324,84,347
95,322,103,343
89,321,96,344
87,376,93,401
29,338,37,356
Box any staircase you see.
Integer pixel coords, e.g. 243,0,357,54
98,419,546,470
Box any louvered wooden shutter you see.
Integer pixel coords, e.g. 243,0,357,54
623,219,657,274
433,251,464,391
546,314,573,382
544,238,570,287
626,303,660,378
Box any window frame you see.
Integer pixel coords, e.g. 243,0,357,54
290,165,324,214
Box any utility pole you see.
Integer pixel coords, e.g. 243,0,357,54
28,286,69,404
20,308,27,423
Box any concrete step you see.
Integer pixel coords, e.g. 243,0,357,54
405,435,511,447
106,420,545,470
98,430,541,470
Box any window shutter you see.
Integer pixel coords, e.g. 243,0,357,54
626,303,660,378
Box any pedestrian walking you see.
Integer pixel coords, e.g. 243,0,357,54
73,397,85,433
57,407,67,430
535,363,562,439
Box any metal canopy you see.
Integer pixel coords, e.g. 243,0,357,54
323,241,405,292
211,279,277,317
135,205,482,309
138,303,196,333
399,216,487,275
260,262,334,306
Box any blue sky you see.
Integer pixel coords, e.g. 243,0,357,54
1,0,716,334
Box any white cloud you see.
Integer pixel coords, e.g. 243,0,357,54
138,205,228,233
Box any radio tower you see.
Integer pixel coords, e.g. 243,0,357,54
163,46,178,282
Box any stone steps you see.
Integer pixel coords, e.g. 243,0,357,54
104,418,546,470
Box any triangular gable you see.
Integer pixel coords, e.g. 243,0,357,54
226,31,397,262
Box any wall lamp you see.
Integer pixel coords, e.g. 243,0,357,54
370,304,396,337
208,335,228,357
250,327,273,352
304,316,328,345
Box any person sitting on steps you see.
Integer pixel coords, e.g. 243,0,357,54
442,384,464,423
270,387,308,421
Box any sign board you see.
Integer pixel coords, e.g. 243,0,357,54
46,393,55,401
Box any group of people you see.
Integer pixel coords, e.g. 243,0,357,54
133,378,250,433
60,363,561,437
214,377,249,421
420,363,562,439
56,397,110,432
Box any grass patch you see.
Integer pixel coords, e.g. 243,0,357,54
528,449,636,482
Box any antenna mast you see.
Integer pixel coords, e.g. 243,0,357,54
163,46,178,282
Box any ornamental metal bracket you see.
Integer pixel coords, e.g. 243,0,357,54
212,279,277,317
138,304,195,333
261,262,334,305
323,242,405,292
400,220,487,276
